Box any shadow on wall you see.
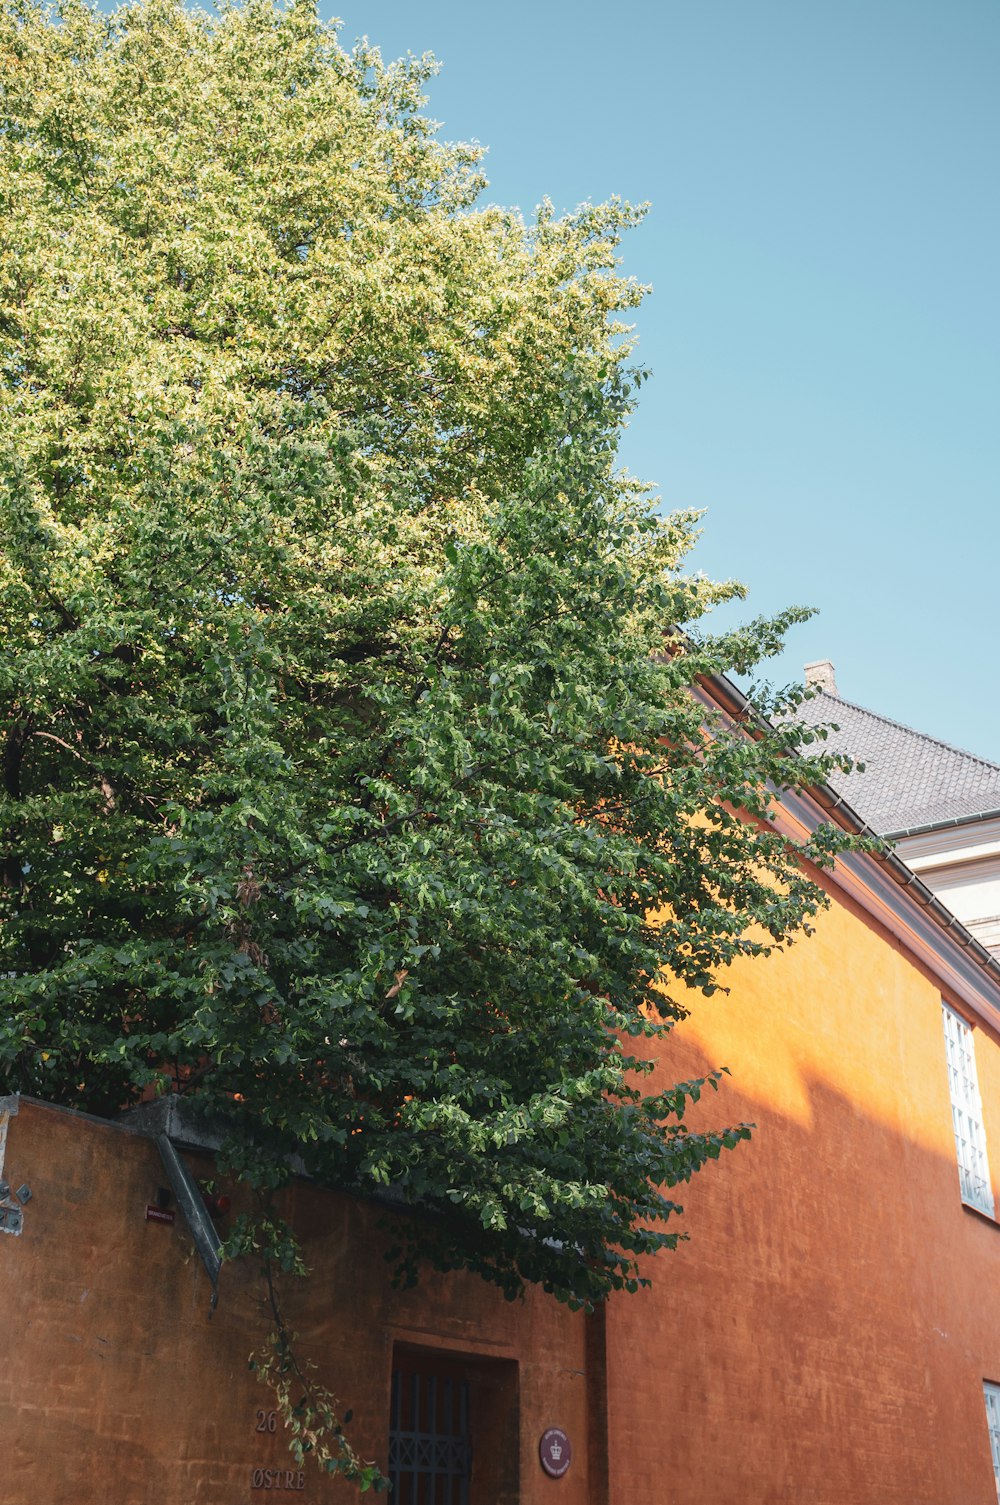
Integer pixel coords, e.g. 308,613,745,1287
0,1099,589,1505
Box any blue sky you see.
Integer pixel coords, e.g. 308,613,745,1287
327,0,1000,759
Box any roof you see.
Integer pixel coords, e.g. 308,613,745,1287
699,670,1000,1017
797,689,1000,838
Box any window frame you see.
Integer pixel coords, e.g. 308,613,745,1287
984,1381,1000,1501
942,1001,994,1218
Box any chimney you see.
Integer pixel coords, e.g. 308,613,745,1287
804,660,838,696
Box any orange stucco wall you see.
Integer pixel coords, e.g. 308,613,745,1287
7,862,1000,1504
1,1100,593,1505
606,872,1000,1504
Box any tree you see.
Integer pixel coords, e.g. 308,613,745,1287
1,0,846,1363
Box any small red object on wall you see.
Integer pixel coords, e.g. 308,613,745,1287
145,1204,175,1225
539,1427,571,1478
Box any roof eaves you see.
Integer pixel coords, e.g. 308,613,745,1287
884,806,1000,842
695,670,1000,995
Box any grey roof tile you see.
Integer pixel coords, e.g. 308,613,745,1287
796,690,1000,836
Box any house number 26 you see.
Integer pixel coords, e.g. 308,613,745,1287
256,1409,278,1433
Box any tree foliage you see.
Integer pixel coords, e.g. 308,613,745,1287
1,0,847,1321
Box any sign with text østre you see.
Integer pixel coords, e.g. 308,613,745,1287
250,1467,306,1491
539,1427,572,1478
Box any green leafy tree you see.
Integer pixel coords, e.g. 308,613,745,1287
1,0,846,1382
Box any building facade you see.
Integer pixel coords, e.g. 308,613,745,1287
7,671,1000,1503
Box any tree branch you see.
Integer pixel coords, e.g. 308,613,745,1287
29,730,117,813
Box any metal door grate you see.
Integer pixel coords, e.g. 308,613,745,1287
389,1367,471,1505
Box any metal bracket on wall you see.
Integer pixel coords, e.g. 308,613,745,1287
0,1202,22,1236
156,1134,221,1310
0,1095,18,1180
0,1100,22,1236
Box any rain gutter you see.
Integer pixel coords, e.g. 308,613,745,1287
885,807,1000,842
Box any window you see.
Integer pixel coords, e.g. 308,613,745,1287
984,1382,1000,1500
942,1003,994,1216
